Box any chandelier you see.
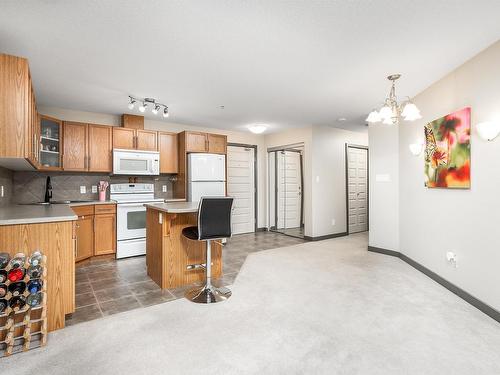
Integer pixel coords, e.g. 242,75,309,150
366,74,421,125
128,96,169,118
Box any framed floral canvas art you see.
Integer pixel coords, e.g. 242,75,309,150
424,107,471,188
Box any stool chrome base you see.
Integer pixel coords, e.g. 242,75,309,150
185,285,232,304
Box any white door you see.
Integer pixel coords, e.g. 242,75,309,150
347,147,368,234
277,151,302,229
227,146,255,234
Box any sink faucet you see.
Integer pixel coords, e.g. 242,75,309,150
44,176,52,203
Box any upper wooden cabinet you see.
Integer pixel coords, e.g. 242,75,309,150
63,122,112,172
137,129,157,151
184,131,227,154
208,134,227,154
0,54,40,169
122,114,144,129
39,115,63,170
113,127,157,151
88,124,112,172
158,132,178,174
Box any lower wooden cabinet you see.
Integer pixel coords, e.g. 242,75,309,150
73,204,116,262
94,213,116,256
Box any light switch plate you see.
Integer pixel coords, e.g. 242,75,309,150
80,186,86,194
162,185,167,193
92,186,98,193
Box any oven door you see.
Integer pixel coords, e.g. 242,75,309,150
116,202,147,241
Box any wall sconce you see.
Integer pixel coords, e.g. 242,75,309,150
476,121,500,141
408,141,424,156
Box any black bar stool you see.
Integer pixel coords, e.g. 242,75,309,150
182,196,234,304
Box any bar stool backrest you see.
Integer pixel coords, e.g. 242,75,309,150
197,197,234,240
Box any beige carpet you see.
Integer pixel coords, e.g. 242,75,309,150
3,233,500,374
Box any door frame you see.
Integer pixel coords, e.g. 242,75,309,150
345,144,369,235
227,143,258,232
268,147,304,232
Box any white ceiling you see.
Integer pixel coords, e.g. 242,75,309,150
1,1,500,133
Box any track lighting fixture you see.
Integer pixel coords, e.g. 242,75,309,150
127,96,170,118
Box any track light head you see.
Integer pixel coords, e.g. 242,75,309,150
139,101,147,113
152,104,161,115
128,97,136,110
163,107,169,118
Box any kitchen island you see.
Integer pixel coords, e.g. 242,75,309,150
145,202,222,289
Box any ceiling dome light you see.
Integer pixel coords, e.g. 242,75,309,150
128,97,136,110
247,124,268,134
152,104,161,115
476,121,500,141
366,110,381,123
162,107,169,118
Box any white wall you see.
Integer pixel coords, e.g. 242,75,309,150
311,126,368,237
368,124,399,251
371,40,500,311
38,106,268,228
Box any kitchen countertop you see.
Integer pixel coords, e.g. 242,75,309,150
0,204,78,226
144,201,199,213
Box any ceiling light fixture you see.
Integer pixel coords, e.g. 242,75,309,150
128,96,170,118
366,74,422,125
247,124,268,134
476,121,500,141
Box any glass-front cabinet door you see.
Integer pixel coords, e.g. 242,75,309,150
39,115,62,170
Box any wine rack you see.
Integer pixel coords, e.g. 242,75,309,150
0,252,48,357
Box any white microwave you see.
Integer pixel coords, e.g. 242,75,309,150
113,149,160,175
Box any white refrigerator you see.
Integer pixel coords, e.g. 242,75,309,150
187,153,226,202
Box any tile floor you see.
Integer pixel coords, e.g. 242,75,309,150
66,231,306,326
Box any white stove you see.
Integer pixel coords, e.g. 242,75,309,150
110,183,164,259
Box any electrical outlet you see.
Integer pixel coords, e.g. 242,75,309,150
0,186,3,197
316,176,320,183
92,185,98,193
446,251,457,268
80,186,86,194
331,219,336,226
162,185,167,193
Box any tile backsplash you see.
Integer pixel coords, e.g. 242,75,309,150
12,171,175,203
0,167,13,207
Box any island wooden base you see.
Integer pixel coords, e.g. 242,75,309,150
146,208,222,289
0,221,75,332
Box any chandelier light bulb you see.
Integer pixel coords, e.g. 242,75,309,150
152,104,161,115
163,107,169,118
379,105,393,120
366,110,381,123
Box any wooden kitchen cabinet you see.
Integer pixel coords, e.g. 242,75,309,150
75,214,94,262
63,121,87,171
113,127,157,151
88,124,112,172
63,122,112,172
73,204,116,261
94,213,116,256
208,133,227,154
185,131,209,152
136,129,157,151
39,115,63,170
113,127,135,149
158,131,178,173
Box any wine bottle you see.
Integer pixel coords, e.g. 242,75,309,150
9,253,26,269
7,268,25,282
29,251,43,267
26,293,42,308
0,298,8,313
0,253,10,269
27,265,42,279
27,279,43,294
9,295,26,310
0,270,7,283
0,284,7,298
8,282,26,296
